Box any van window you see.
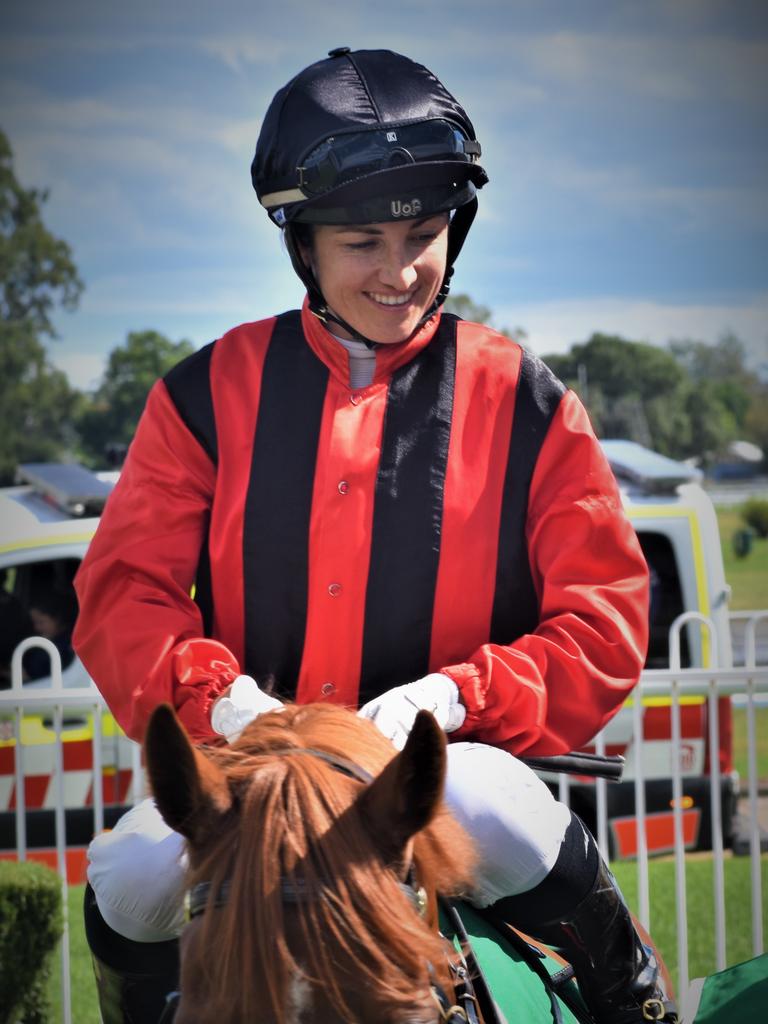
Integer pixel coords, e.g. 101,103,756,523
638,532,689,668
0,557,80,686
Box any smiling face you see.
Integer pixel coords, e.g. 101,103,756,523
302,214,449,344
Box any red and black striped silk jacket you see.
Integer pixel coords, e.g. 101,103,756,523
74,300,649,753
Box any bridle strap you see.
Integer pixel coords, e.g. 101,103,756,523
184,745,499,1022
188,874,428,920
188,744,433,921
440,898,506,1024
429,959,482,1024
157,990,180,1024
258,745,374,783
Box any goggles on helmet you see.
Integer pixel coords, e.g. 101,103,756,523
259,119,482,212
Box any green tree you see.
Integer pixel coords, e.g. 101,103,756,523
0,129,83,483
681,380,739,463
444,292,493,325
744,394,768,470
670,333,767,466
545,332,753,463
670,332,750,382
545,333,685,449
77,330,195,463
444,292,527,344
547,333,685,404
670,334,756,432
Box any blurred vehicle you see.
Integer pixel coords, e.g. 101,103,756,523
0,464,133,860
1,447,759,862
559,441,741,856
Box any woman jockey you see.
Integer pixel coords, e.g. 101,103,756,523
74,47,677,1024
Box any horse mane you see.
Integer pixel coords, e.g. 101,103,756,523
181,703,477,1023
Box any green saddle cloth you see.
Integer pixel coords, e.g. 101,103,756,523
690,953,768,1022
440,902,589,1023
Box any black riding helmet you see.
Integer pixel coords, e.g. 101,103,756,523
251,47,488,343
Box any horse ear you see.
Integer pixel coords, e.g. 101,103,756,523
357,710,446,860
144,703,233,845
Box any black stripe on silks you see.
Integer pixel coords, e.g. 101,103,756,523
163,341,218,465
193,534,214,637
163,343,217,636
490,349,566,644
242,311,329,697
358,315,457,703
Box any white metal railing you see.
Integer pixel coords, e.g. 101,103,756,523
2,621,767,1021
590,611,768,1004
2,640,144,1024
729,609,768,666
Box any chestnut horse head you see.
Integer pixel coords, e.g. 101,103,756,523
145,702,477,1024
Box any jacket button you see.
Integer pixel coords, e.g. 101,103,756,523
350,394,361,406
328,583,342,597
338,480,349,495
321,681,336,696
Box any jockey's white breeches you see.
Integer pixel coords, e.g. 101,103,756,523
87,741,572,943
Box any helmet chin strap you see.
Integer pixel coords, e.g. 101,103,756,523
283,226,378,346
284,197,477,349
312,301,382,350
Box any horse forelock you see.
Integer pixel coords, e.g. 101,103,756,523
181,703,476,1023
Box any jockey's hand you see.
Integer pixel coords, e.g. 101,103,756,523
210,674,283,743
357,673,466,751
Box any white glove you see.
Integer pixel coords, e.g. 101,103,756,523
357,673,466,751
210,675,283,742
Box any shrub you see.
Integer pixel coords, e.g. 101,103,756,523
732,527,755,559
0,861,63,1024
741,498,768,539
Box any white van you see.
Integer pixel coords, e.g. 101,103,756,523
0,464,132,853
0,449,756,859
566,441,741,856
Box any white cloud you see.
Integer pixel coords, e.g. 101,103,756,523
519,159,767,232
78,262,289,318
48,350,107,392
52,289,768,393
499,294,768,366
515,30,768,104
4,0,766,396
2,78,262,249
195,34,300,75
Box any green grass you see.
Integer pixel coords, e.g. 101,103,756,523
53,861,767,1017
49,885,100,1024
732,706,768,782
612,855,768,990
39,504,767,1017
716,506,768,611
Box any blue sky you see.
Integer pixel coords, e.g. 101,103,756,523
2,0,766,388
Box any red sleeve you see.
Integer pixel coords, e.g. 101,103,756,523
73,380,239,743
441,390,649,756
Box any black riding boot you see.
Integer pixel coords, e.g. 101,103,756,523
83,884,180,1024
531,858,678,1023
487,813,678,1024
